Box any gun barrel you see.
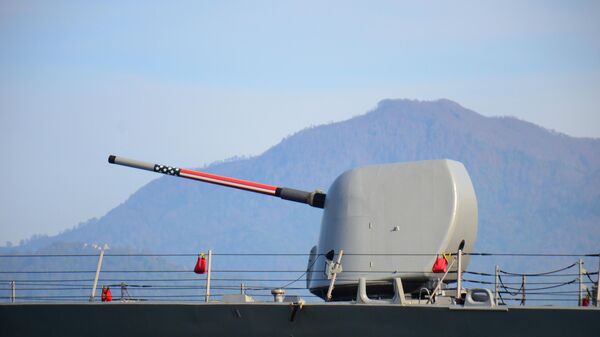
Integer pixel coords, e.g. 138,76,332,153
108,155,325,208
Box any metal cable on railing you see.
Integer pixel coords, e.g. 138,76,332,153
499,262,578,277
1,251,598,305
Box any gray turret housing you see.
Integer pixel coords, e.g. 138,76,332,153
307,160,478,300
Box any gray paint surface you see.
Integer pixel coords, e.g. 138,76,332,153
1,302,597,337
309,160,477,294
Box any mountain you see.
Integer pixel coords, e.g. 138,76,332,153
9,99,600,274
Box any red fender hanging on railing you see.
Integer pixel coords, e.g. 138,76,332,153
432,254,450,273
101,286,112,302
194,253,207,274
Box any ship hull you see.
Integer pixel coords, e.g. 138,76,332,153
1,302,597,337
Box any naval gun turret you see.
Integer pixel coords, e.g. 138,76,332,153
109,155,478,301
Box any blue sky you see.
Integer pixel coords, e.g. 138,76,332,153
1,1,599,244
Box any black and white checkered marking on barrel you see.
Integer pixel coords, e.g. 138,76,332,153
154,164,180,176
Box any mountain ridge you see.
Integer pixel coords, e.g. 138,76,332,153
10,99,600,266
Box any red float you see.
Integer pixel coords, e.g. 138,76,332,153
432,255,449,273
194,253,207,274
101,286,112,302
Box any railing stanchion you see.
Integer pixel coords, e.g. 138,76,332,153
495,265,499,305
89,248,105,302
205,249,213,302
520,275,526,306
10,281,16,303
455,249,463,301
578,258,584,306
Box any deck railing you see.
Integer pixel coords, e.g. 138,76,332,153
1,251,598,306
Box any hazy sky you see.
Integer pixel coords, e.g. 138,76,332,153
1,1,599,245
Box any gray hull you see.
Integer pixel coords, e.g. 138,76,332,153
1,302,598,337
